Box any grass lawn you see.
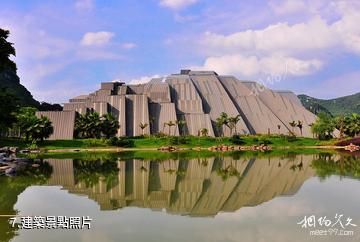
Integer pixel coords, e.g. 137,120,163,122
0,134,337,151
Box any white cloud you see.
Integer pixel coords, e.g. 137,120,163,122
129,75,162,84
269,0,306,15
121,42,137,49
80,31,114,46
201,7,360,56
195,54,323,78
194,3,360,79
75,0,94,11
159,0,198,10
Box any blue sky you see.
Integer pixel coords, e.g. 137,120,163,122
1,0,360,103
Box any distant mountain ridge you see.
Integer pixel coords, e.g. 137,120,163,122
298,92,360,116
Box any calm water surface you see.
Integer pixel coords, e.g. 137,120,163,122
1,151,360,242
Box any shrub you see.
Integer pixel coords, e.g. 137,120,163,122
153,132,167,138
257,138,272,145
84,138,108,147
285,135,297,142
230,135,246,145
107,137,134,147
169,136,189,145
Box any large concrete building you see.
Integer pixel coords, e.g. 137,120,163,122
37,70,316,139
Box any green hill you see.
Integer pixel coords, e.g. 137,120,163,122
298,93,360,116
0,69,40,107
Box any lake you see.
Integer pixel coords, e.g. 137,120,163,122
1,151,359,242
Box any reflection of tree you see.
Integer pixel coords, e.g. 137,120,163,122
0,160,52,242
311,154,360,179
216,165,240,181
73,159,119,191
214,158,241,181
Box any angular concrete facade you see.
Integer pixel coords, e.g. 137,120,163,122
37,70,316,139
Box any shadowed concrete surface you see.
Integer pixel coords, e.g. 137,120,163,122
37,70,317,139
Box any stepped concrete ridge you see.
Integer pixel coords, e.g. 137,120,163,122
36,70,317,139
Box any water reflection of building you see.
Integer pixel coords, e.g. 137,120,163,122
46,155,315,216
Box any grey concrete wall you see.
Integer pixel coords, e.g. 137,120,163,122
149,103,179,135
242,81,317,137
58,69,316,138
108,95,126,136
125,94,150,136
182,113,214,136
189,72,250,136
63,102,87,115
36,111,76,140
219,76,284,135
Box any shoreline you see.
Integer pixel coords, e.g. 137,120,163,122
43,145,345,154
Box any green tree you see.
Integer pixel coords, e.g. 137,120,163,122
343,113,360,137
0,88,18,131
15,107,38,141
75,112,102,138
311,112,335,140
28,116,54,142
228,115,241,135
101,113,119,138
200,128,208,137
0,28,17,72
334,115,345,139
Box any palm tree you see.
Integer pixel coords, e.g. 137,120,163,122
200,128,208,137
101,113,119,138
228,115,241,135
277,124,281,135
216,112,229,137
139,122,148,136
297,120,303,136
344,113,360,137
75,111,102,138
334,115,345,139
176,119,186,136
30,116,54,142
165,121,176,136
289,121,297,136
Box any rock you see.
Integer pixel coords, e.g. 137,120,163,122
14,158,30,163
0,165,11,171
19,149,30,154
5,167,16,175
9,147,19,153
0,153,6,159
0,147,9,153
32,164,40,168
